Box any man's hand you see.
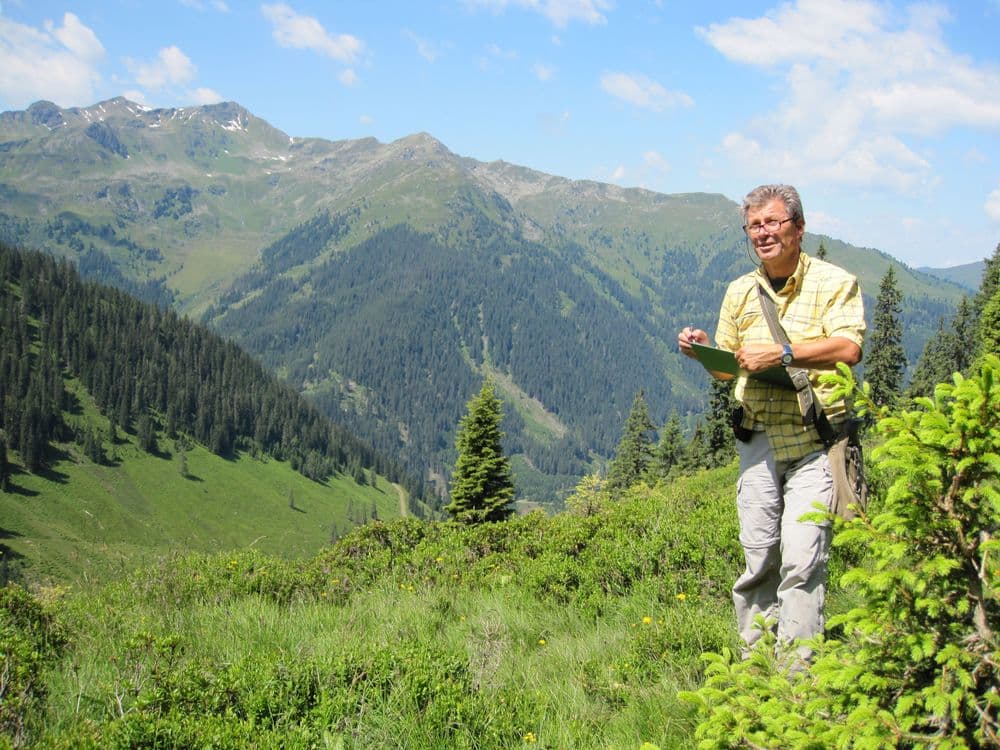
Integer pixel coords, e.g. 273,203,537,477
735,344,783,372
678,326,709,359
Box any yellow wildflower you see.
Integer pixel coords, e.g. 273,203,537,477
642,616,653,625
676,592,687,601
523,732,537,744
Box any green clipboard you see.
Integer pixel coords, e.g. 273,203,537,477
690,342,794,388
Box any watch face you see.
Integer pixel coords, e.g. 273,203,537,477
781,345,793,365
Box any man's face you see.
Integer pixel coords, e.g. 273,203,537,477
745,199,804,269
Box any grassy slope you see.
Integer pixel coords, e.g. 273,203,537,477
28,465,744,749
23,461,867,749
1,381,403,589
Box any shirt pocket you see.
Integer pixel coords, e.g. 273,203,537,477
736,309,764,338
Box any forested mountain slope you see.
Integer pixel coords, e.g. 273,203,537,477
0,242,416,584
0,98,971,500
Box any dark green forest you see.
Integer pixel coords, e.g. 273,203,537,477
0,241,422,500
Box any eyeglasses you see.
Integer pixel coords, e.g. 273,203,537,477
743,217,793,235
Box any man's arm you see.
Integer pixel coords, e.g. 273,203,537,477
735,337,862,373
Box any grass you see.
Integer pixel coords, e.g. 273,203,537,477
40,570,723,748
8,459,885,749
1,382,402,589
8,465,762,748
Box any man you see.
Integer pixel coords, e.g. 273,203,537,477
677,184,865,660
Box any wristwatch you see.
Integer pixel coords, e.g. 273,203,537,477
780,343,794,367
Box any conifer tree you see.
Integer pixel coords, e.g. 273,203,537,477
0,437,8,492
704,378,736,467
445,379,515,524
951,296,976,374
677,422,709,475
606,390,656,492
907,296,975,400
972,242,1000,320
975,285,1000,364
864,266,905,410
906,317,955,400
649,410,685,481
971,242,1000,362
816,240,828,260
136,412,157,454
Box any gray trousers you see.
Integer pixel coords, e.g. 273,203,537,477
733,430,832,658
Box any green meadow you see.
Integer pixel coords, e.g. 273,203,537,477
6,464,748,749
1,393,401,589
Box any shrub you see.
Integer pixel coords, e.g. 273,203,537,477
681,357,1000,748
0,584,69,747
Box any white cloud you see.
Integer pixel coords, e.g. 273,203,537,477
122,89,148,105
127,46,197,90
338,68,359,86
178,0,230,11
359,114,374,125
463,0,612,28
986,189,1000,222
45,12,104,64
539,109,570,135
599,72,693,111
403,29,442,63
261,3,364,63
964,148,988,164
610,164,627,181
698,0,1000,193
533,63,555,81
642,150,670,172
191,87,223,105
0,13,104,108
486,43,518,59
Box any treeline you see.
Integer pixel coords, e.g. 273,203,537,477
0,241,424,499
907,244,1000,400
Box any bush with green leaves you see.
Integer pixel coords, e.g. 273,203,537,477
0,584,69,748
682,356,1000,748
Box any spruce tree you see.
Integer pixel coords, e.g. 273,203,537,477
816,240,828,260
445,379,515,524
704,378,736,467
906,317,955,400
606,390,656,492
975,285,1000,364
0,437,8,492
972,242,1000,320
864,266,905,410
677,422,709,475
971,242,1000,363
136,412,158,454
951,296,975,374
649,410,685,481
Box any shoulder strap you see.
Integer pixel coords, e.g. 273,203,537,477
756,284,837,445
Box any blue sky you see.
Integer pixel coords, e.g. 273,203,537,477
1,1,998,269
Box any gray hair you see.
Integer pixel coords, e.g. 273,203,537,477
742,184,804,225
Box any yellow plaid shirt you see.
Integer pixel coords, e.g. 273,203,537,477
715,252,866,463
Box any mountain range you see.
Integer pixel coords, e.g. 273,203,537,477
0,98,974,501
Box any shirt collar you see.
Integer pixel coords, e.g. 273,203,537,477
755,250,809,295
